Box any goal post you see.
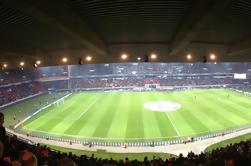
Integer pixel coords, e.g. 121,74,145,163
54,98,65,107
144,84,160,89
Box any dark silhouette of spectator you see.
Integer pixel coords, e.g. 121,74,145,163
0,112,6,143
0,141,10,166
19,150,37,166
57,157,76,166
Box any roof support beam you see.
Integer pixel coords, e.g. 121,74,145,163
0,45,35,58
0,51,28,58
3,0,107,56
169,0,232,56
227,38,251,56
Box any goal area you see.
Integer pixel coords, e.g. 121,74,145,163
144,83,160,89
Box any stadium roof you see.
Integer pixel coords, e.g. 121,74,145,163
0,0,251,67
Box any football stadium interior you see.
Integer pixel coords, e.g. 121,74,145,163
1,0,251,165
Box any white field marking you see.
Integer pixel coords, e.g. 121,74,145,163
164,113,181,136
14,93,72,129
76,97,100,120
143,100,181,136
22,125,225,140
45,96,100,121
29,116,77,121
144,101,181,112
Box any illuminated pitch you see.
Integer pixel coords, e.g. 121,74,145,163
6,89,251,142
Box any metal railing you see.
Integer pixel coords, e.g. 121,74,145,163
11,123,251,147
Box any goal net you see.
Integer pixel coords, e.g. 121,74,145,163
144,84,160,89
54,98,65,107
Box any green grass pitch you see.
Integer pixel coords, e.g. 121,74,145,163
3,89,251,142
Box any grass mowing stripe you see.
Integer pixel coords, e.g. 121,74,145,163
76,96,100,120
22,106,56,130
164,92,194,136
150,110,172,137
105,92,129,139
235,100,251,108
202,92,242,126
11,89,251,143
152,91,181,137
180,92,213,132
49,94,96,133
92,93,120,137
155,92,179,137
171,91,204,135
169,92,208,135
228,90,251,108
4,93,66,127
207,91,251,124
64,93,103,135
141,92,163,139
165,112,181,136
77,93,116,137
227,91,251,112
126,92,144,139
178,91,221,131
30,94,89,131
197,93,235,128
23,94,77,130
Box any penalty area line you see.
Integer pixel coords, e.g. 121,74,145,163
165,113,181,136
76,97,99,120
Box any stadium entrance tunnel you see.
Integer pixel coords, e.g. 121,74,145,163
144,101,182,112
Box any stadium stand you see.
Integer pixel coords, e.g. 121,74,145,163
42,63,251,91
0,63,251,165
0,83,44,107
0,68,36,85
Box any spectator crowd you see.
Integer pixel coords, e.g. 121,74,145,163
69,76,244,90
0,83,43,107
